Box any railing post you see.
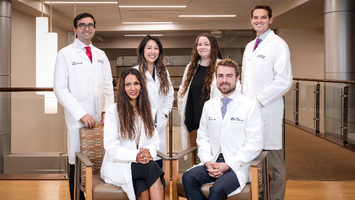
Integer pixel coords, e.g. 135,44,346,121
294,82,299,126
341,85,349,145
168,110,173,179
313,83,320,134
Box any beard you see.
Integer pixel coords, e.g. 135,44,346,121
218,82,236,95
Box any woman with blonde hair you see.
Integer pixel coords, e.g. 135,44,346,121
101,68,164,200
178,33,222,150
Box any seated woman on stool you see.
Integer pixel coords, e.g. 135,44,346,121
101,68,164,200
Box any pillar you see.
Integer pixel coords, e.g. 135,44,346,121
324,0,355,144
0,0,11,174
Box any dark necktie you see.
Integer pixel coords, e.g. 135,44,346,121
253,38,262,52
221,98,231,119
85,46,92,63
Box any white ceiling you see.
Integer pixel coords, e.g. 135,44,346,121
12,0,324,40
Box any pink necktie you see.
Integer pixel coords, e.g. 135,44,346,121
253,38,262,52
85,46,92,63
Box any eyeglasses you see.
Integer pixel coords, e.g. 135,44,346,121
77,23,95,30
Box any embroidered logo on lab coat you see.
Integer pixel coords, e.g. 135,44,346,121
257,55,266,59
231,117,243,122
208,117,216,121
97,59,104,64
72,61,83,65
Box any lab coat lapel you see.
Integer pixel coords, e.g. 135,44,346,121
221,92,242,124
249,30,274,58
145,70,154,82
75,44,91,63
91,47,98,66
145,68,159,93
211,98,223,121
72,39,93,63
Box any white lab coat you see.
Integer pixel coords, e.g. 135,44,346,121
195,91,263,196
53,39,114,164
100,103,160,200
242,30,293,150
177,60,221,150
133,65,174,155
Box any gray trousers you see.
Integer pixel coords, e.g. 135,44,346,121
265,149,287,200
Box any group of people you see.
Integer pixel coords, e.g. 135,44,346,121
54,4,292,200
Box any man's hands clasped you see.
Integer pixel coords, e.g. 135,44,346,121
205,161,231,178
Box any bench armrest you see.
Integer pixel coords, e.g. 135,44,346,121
250,151,268,167
75,152,93,167
157,151,171,160
172,147,197,160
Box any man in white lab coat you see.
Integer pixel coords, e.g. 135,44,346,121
53,13,114,200
241,5,293,200
182,59,263,200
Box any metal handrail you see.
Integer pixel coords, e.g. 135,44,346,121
0,87,118,92
0,87,53,92
293,78,355,84
291,77,353,149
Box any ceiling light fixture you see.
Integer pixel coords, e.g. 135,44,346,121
44,1,117,4
122,22,173,24
119,5,186,8
124,34,163,37
179,15,236,17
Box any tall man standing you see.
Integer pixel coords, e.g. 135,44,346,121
54,13,114,200
241,5,293,200
182,59,263,200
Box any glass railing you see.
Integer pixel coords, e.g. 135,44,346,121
0,87,67,179
284,78,355,149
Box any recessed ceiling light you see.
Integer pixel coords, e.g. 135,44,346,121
119,6,186,8
44,1,117,4
178,15,236,18
124,34,163,37
122,22,173,24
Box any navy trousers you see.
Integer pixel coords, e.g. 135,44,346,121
69,164,85,200
182,158,240,200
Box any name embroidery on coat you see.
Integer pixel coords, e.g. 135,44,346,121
257,55,266,59
231,117,243,122
72,61,83,65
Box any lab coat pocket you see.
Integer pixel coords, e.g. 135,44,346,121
226,122,246,147
157,111,168,134
250,59,267,81
260,111,272,144
96,64,105,84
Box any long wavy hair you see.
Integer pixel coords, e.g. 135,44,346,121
137,35,171,96
116,68,154,140
181,33,222,101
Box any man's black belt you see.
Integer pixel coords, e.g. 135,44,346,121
217,153,224,160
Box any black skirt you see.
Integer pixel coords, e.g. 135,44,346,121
131,160,165,197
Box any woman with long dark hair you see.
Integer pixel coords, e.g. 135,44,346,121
134,35,174,167
101,68,164,200
177,33,223,150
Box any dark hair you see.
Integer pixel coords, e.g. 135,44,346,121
251,5,272,19
216,59,240,77
116,68,154,140
74,13,96,28
180,33,222,101
137,35,171,96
